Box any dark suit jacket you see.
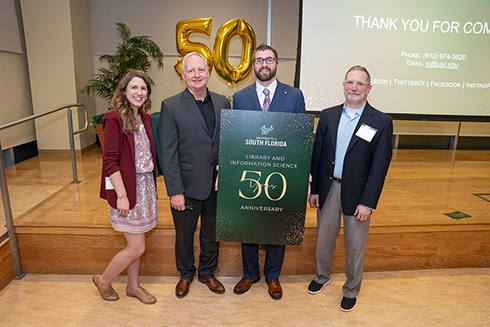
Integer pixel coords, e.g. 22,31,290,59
100,109,157,209
233,80,306,113
310,102,393,215
158,88,231,200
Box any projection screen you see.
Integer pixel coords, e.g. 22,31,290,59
299,0,490,117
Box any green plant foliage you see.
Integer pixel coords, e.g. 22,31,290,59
80,22,164,103
91,114,104,126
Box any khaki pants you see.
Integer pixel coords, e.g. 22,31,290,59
314,181,370,298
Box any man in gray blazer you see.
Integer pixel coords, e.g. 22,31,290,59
308,66,393,312
158,52,231,298
232,44,306,300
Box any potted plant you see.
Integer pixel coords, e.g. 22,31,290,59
81,22,164,148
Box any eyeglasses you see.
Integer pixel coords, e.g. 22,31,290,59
344,80,370,87
254,57,276,65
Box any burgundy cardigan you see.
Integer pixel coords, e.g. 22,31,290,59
99,109,157,209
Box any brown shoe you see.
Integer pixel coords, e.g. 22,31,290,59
92,275,119,301
126,285,157,304
266,278,283,300
198,276,225,294
176,278,192,298
233,275,260,294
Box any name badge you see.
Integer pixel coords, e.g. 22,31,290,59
105,177,114,190
355,123,377,142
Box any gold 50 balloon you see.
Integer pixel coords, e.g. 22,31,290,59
175,18,256,85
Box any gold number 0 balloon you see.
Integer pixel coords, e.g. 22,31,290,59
174,18,214,77
213,18,256,84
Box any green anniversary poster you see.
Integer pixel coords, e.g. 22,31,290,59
216,109,314,246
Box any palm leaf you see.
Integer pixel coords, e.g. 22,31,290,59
80,22,164,105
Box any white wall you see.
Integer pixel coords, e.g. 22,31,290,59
0,51,36,149
88,0,301,115
0,0,36,150
21,0,95,151
0,0,301,151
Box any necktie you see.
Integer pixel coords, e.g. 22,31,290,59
262,88,270,111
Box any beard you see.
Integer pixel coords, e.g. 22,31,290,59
255,66,277,82
345,92,365,105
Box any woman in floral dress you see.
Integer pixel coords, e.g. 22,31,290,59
93,70,158,304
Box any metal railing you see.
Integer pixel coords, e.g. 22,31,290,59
0,103,89,279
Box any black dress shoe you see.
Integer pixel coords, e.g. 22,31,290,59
307,279,331,294
266,278,283,300
198,276,225,294
340,296,357,312
233,275,260,294
176,278,192,298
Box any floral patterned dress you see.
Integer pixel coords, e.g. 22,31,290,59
109,122,158,233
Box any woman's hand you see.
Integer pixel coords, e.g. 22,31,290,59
117,195,130,216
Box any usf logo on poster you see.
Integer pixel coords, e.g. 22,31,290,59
216,109,314,246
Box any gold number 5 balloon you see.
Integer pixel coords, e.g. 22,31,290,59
214,18,256,84
175,18,256,84
174,18,214,76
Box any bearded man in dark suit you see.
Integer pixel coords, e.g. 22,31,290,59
232,44,306,300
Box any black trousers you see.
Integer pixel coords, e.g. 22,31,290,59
171,190,219,280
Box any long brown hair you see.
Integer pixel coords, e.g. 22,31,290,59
109,70,152,133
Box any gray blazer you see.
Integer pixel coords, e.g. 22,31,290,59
158,88,231,200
